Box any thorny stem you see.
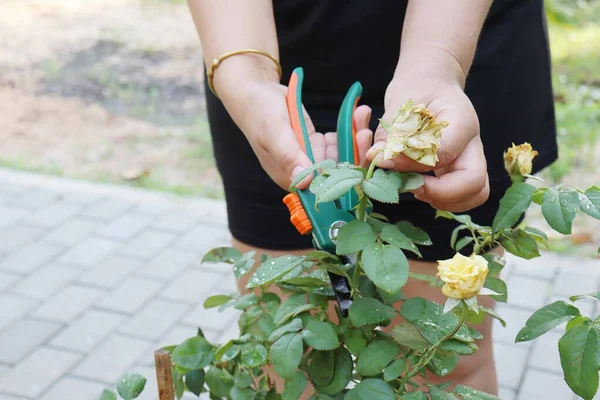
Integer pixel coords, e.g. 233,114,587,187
399,303,469,394
357,159,379,221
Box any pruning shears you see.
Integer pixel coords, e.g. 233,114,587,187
282,67,363,317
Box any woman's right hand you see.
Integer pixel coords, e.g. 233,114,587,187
214,56,373,190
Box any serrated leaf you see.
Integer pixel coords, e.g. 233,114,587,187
313,347,353,395
454,385,500,399
532,187,547,205
429,386,459,400
390,323,429,351
401,392,428,400
302,320,340,350
348,297,396,327
482,254,505,276
567,316,591,331
395,221,432,245
269,333,303,379
172,337,214,370
479,305,506,327
363,169,399,203
380,224,422,257
203,294,232,309
246,255,306,289
308,350,335,387
559,325,600,399
205,367,234,398
455,236,474,252
233,252,256,279
230,386,257,400
99,389,117,400
436,210,473,226
343,329,367,356
234,369,253,388
391,172,425,192
401,298,473,344
356,339,399,377
500,229,540,260
571,292,600,302
316,169,363,204
361,242,409,294
335,220,377,255
542,188,579,235
215,340,240,362
483,277,507,302
516,301,581,342
290,159,337,188
344,378,395,400
492,183,535,232
269,318,303,342
580,187,600,219
202,247,242,264
273,294,317,326
185,369,205,396
309,174,327,194
523,226,549,248
438,339,478,355
241,344,267,368
283,371,308,400
427,350,458,377
408,272,444,287
383,358,405,382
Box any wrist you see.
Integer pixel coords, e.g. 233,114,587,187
394,46,467,89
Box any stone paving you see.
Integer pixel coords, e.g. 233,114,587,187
0,168,599,400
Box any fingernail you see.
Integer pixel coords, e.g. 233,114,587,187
371,141,385,151
291,165,304,180
374,152,395,169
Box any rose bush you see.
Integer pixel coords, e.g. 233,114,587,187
99,101,600,400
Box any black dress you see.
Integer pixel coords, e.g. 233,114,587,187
203,0,558,260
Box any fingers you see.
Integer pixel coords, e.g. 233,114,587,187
415,179,490,212
356,129,373,168
411,137,489,210
354,105,372,131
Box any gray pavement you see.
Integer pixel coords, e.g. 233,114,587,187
0,168,598,400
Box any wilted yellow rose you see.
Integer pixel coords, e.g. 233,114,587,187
437,253,489,299
381,99,448,166
503,142,538,176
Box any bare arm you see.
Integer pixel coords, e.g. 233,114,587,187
186,0,281,98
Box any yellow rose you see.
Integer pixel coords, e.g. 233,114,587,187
381,99,448,166
436,253,489,299
503,142,538,176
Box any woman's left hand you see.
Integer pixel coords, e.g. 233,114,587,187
367,63,490,212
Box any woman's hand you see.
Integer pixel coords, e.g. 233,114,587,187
367,63,489,212
215,57,373,190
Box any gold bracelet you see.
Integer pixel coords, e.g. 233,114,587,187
206,49,282,98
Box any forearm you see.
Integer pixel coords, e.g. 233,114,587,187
397,0,493,86
186,0,281,96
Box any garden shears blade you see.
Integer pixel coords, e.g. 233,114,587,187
282,67,363,317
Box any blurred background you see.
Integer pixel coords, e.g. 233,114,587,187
1,0,599,255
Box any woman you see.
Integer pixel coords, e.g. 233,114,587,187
187,0,558,395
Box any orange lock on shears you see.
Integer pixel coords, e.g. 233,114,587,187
283,192,312,235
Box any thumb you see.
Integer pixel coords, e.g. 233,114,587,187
266,121,314,190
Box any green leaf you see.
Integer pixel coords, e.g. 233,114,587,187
185,369,205,396
307,350,335,387
203,295,232,309
401,298,473,344
395,221,432,245
343,329,367,356
309,174,327,194
454,385,500,399
479,306,506,328
542,188,579,235
492,182,535,232
389,172,425,193
269,318,303,342
316,169,363,204
408,272,443,287
234,369,253,388
290,159,337,188
173,370,184,400
361,242,409,294
283,371,308,400
335,220,377,255
483,277,507,302
269,332,303,379
363,169,400,203
567,316,591,331
401,392,428,400
313,347,353,395
380,224,422,257
273,294,317,326
302,320,340,350
427,350,458,377
202,247,242,264
532,187,547,205
348,297,396,327
455,236,474,252
99,389,117,400
172,337,214,370
570,292,600,302
580,186,600,219
450,225,470,249
523,226,549,248
215,341,240,362
205,367,234,398
241,344,268,368
344,379,395,400
246,255,306,289
516,301,581,342
383,358,405,382
438,339,478,356
230,386,257,400
390,323,429,351
559,325,600,399
378,287,406,304
500,229,540,260
429,386,459,400
436,210,473,226
356,339,399,377
233,252,256,279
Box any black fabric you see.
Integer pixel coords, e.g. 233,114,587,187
203,0,558,261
